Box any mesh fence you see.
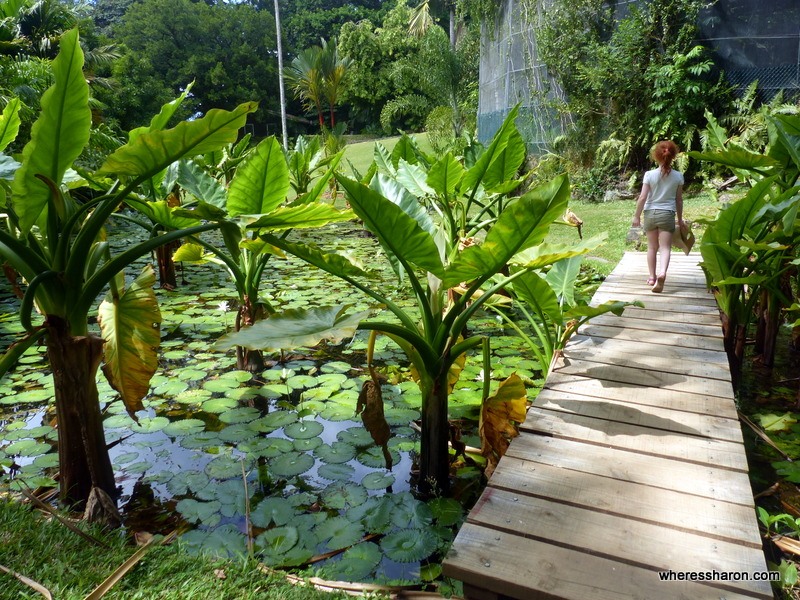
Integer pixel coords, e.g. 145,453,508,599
477,0,800,146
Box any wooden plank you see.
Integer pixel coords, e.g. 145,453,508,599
522,406,748,471
442,523,769,600
488,456,762,547
591,290,720,310
601,282,716,299
544,372,739,419
564,337,730,379
506,434,755,506
586,311,723,331
568,333,727,361
552,358,735,399
575,323,725,351
463,488,771,598
534,388,744,443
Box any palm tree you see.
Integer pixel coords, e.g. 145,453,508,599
285,37,351,132
409,0,456,49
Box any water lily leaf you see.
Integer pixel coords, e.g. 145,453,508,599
177,369,211,382
250,438,294,458
428,497,464,526
130,416,169,434
337,427,375,448
361,471,395,490
218,423,258,443
104,414,135,429
380,528,438,563
317,463,356,481
1,388,53,405
113,451,139,465
290,437,321,452
219,407,261,424
174,389,212,405
319,404,356,422
286,375,318,390
201,398,238,414
152,379,189,396
315,515,365,551
181,524,247,559
321,361,353,374
357,447,401,469
320,541,382,582
176,498,222,526
269,452,315,477
216,305,367,352
251,497,297,527
254,410,297,430
203,378,239,393
4,439,50,457
283,420,324,439
163,419,206,437
321,482,367,510
98,265,162,416
32,453,60,469
390,493,433,529
205,455,247,480
256,526,299,562
179,431,223,450
315,441,356,465
383,407,419,426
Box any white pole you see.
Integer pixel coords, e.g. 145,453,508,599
274,0,288,150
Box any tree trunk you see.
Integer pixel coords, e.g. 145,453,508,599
155,240,179,289
46,317,117,509
419,371,450,496
720,312,745,387
235,297,265,372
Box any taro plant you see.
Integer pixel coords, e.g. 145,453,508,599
220,112,601,494
490,255,639,378
171,136,351,371
0,29,256,516
689,113,800,381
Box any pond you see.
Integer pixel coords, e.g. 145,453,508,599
0,216,545,587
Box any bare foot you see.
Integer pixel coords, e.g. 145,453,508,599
651,275,665,293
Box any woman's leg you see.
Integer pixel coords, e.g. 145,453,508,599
652,229,673,292
646,228,659,282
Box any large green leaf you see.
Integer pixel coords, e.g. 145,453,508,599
245,203,353,231
97,265,162,416
216,305,368,351
227,136,290,216
546,255,582,307
687,145,780,173
396,159,433,197
0,97,21,152
443,174,569,287
262,235,372,279
427,152,464,198
175,159,228,208
12,29,91,234
98,102,257,180
129,82,194,142
772,115,800,172
482,128,526,192
337,175,444,279
510,234,607,271
511,270,561,322
369,172,437,238
460,105,520,195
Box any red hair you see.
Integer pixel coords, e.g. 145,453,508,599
651,140,679,177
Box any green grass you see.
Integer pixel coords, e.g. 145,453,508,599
546,191,721,277
0,500,352,600
341,133,432,178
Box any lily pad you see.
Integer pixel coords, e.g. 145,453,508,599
251,438,294,458
200,397,238,414
4,439,51,457
257,526,299,564
380,528,438,563
429,497,464,526
283,420,324,440
315,515,365,551
269,452,314,478
167,470,211,496
321,483,368,510
317,463,356,481
180,431,223,450
315,441,356,465
292,437,323,452
104,414,135,429
203,378,239,393
321,361,353,374
176,498,222,527
130,416,170,434
357,446,400,469
361,471,395,490
205,455,248,480
181,524,246,558
218,407,261,424
390,493,433,529
176,369,209,382
337,427,375,448
251,497,297,527
218,424,259,444
163,419,207,437
345,497,394,533
319,542,381,581
253,410,297,430
31,453,60,469
174,389,212,404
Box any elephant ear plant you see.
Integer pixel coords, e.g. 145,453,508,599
171,136,351,371
0,29,256,520
220,113,597,494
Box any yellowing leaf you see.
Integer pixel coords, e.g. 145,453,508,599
98,265,162,416
756,412,798,432
480,373,528,473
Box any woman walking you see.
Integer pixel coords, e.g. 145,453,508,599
631,140,685,293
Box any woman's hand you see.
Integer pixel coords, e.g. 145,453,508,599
632,215,641,227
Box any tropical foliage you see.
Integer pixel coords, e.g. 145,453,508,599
0,29,256,514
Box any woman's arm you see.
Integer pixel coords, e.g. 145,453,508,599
632,183,650,227
676,185,684,226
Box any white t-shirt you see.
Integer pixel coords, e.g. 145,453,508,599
643,168,684,212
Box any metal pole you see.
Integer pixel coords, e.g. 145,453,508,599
274,0,288,151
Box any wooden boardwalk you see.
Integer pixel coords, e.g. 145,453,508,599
442,252,773,600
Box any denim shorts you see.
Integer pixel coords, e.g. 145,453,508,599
643,209,676,233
